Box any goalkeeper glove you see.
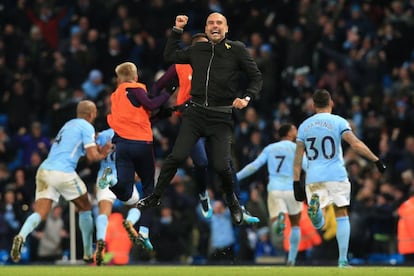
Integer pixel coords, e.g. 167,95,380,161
375,159,386,173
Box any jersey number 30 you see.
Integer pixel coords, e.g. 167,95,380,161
305,136,336,160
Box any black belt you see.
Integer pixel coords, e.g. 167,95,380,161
190,101,233,114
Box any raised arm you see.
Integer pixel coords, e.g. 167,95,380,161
163,15,191,64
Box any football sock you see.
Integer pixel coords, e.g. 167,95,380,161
79,210,93,257
96,214,108,241
288,226,300,263
126,208,141,225
19,212,41,240
336,216,350,262
139,226,149,239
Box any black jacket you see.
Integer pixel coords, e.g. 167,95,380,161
164,29,263,107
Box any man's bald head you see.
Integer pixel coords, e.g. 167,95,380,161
77,100,98,123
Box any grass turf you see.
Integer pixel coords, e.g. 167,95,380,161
1,265,414,276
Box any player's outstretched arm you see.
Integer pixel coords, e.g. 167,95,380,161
342,131,386,172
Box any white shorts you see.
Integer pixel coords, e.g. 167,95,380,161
267,190,303,218
35,169,87,202
95,177,140,205
305,180,351,208
96,185,117,203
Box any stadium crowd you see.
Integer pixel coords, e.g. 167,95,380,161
1,0,414,265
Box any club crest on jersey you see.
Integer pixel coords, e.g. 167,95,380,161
225,43,231,49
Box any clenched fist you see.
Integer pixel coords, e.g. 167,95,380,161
175,15,188,29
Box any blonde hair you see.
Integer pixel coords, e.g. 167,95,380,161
115,62,138,82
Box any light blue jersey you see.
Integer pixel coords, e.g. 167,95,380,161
96,128,116,179
40,118,96,173
237,140,307,191
297,112,351,184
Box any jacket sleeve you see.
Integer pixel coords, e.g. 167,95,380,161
126,87,170,111
163,28,191,64
235,42,263,100
149,65,178,96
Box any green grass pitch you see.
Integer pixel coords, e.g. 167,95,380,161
1,265,414,276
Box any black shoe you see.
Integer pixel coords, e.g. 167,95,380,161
83,255,94,264
227,195,243,225
137,194,161,210
95,239,106,266
10,235,24,263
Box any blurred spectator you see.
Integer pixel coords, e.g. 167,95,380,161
13,122,51,168
0,163,11,195
33,204,68,262
12,167,34,208
152,203,185,262
282,66,313,124
362,111,383,154
316,60,350,95
165,172,198,260
25,2,68,50
0,54,14,114
285,27,311,69
370,188,397,255
380,23,408,71
255,227,276,258
317,17,340,56
62,30,92,87
248,33,277,118
24,25,52,89
350,185,376,259
98,36,126,84
208,200,236,264
0,190,21,253
0,127,18,167
13,54,43,114
47,74,75,136
395,136,414,173
345,4,374,38
81,69,107,101
390,67,414,98
244,185,268,229
2,23,25,69
7,80,31,133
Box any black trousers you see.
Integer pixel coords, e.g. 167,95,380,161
155,105,236,202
